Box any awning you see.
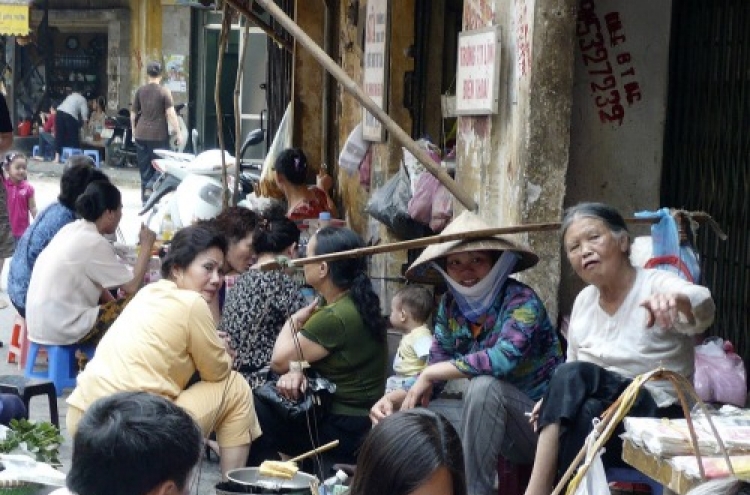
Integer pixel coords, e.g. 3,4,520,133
0,1,32,36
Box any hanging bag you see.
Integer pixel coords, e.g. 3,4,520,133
365,164,432,240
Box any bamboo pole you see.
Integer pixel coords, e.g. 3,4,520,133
224,0,294,53
251,0,478,212
259,211,725,269
233,20,251,206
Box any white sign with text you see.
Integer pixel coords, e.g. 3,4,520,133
362,0,389,142
456,26,502,115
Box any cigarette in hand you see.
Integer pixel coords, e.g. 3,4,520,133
525,411,533,417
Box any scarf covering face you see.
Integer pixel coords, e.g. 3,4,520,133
433,250,519,323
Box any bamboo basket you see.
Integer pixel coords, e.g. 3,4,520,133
554,369,735,495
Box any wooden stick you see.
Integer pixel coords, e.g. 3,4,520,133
251,0,478,212
259,211,725,269
287,440,340,463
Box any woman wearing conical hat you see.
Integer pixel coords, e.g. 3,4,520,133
371,211,564,495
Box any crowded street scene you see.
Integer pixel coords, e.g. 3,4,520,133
0,0,748,494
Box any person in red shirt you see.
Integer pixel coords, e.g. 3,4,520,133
3,152,37,240
37,101,58,162
274,147,337,221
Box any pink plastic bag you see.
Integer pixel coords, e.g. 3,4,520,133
694,338,747,407
429,184,453,232
408,172,441,225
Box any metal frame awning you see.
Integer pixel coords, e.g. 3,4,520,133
229,0,477,212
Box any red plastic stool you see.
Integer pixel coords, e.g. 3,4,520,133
7,315,26,367
497,456,532,495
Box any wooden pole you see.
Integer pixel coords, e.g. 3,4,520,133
216,4,231,209
259,211,725,269
224,0,294,53
251,0,479,212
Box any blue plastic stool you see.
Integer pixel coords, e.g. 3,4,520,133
606,467,663,495
60,147,83,162
24,342,95,396
31,145,40,157
82,149,100,168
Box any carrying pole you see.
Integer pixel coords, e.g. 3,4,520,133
251,0,478,212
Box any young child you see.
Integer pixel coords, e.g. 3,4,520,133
386,285,434,393
3,152,37,241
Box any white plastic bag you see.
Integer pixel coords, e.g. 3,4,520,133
571,424,610,495
694,337,747,407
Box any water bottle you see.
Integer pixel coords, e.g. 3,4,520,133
317,211,332,232
160,213,175,242
320,470,348,495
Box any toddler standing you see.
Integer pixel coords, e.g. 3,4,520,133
3,152,36,241
386,285,435,392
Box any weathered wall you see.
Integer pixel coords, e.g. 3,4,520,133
293,0,325,173
455,0,576,319
560,0,673,315
160,5,191,107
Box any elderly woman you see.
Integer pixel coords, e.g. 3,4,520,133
350,409,467,495
219,215,306,388
523,202,716,495
66,224,259,479
247,226,387,469
370,211,563,495
26,180,156,345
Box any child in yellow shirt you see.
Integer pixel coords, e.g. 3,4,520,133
386,285,434,392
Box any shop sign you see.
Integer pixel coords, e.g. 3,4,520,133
0,3,30,36
362,0,389,142
455,26,501,115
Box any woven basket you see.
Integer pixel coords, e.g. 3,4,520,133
553,369,734,495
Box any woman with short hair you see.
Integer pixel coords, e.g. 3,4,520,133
66,223,259,480
524,202,716,495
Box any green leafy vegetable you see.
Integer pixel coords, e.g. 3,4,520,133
0,419,64,465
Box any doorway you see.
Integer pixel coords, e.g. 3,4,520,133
661,0,750,363
194,11,268,159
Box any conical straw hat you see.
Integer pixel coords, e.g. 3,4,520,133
405,210,539,280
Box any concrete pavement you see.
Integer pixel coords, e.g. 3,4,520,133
0,158,223,493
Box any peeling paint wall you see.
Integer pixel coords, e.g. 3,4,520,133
560,0,672,315
455,0,576,319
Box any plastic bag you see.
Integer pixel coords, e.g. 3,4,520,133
694,338,747,407
430,184,453,233
366,166,432,240
571,426,610,495
402,139,442,194
634,208,701,283
408,172,441,224
339,123,370,176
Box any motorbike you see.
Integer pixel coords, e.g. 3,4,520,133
104,103,189,169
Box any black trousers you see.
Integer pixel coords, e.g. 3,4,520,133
134,138,167,203
538,362,682,478
55,111,81,155
247,391,371,475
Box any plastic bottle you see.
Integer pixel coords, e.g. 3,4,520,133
317,211,332,232
320,470,348,495
160,213,175,242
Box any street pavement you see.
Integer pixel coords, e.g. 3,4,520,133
0,158,223,493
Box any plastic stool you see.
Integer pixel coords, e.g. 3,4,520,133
83,149,100,168
24,342,95,396
7,315,26,367
607,467,663,495
60,147,83,162
0,375,58,427
31,145,40,157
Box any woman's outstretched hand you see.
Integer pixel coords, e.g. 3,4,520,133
138,223,157,247
640,292,693,329
529,399,543,432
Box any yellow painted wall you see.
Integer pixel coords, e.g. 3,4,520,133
130,0,164,89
